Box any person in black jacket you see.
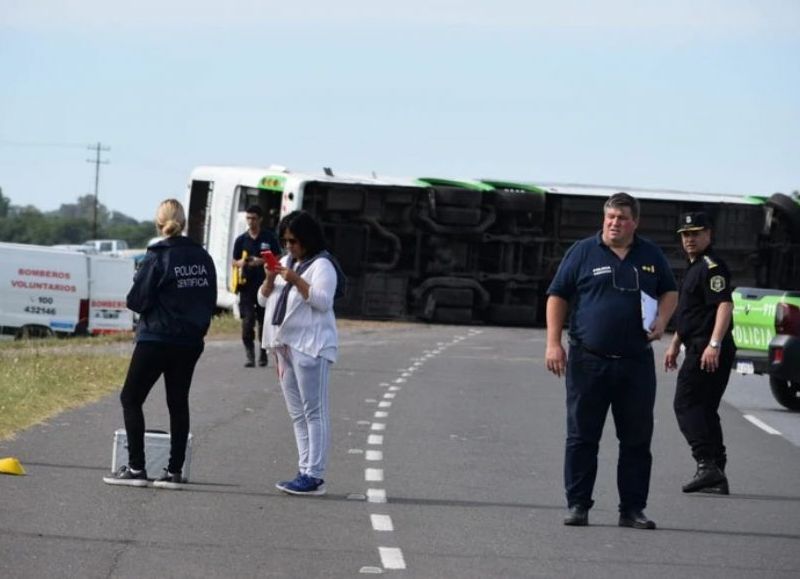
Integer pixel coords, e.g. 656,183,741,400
103,199,217,489
232,205,280,367
665,212,736,494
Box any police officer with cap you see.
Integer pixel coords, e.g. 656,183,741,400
665,211,736,494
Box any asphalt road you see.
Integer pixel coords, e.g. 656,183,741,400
1,323,798,578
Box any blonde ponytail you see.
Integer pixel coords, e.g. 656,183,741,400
155,199,186,238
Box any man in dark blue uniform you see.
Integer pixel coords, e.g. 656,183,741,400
545,192,678,529
232,205,281,367
665,212,735,494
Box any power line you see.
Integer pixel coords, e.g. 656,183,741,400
86,142,110,239
0,139,88,149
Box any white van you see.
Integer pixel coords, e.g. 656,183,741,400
0,242,134,338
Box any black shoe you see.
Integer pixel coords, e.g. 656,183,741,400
258,351,268,367
153,468,185,490
563,506,589,526
698,479,730,495
619,510,656,530
682,460,726,493
103,465,148,487
244,359,255,368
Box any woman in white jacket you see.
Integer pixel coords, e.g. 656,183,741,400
258,210,340,496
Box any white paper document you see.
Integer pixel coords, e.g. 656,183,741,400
640,291,658,332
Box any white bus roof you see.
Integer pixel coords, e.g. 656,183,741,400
188,166,761,205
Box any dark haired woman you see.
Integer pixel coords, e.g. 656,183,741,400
258,210,341,496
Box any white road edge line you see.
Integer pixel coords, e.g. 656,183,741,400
743,414,782,435
367,488,387,503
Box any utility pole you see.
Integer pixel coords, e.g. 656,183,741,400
86,142,110,239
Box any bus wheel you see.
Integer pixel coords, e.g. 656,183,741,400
432,187,483,208
767,193,800,242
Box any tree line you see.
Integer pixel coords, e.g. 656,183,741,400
0,187,155,248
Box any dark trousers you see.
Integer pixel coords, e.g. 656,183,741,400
239,289,265,352
120,341,204,473
674,340,735,463
565,346,656,512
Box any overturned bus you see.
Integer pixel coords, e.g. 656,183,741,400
185,165,800,326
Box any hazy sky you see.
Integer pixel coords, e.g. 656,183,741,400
1,0,798,221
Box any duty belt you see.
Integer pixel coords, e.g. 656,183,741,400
571,340,651,360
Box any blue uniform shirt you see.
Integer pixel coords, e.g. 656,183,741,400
547,232,677,357
233,229,281,293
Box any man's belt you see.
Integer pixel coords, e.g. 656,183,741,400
571,340,651,360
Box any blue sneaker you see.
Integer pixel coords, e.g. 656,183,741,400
275,472,303,493
277,474,326,496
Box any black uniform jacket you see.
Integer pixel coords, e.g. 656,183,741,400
127,236,217,345
675,248,734,344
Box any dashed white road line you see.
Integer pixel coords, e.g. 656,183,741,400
379,547,406,570
371,514,394,531
743,414,782,435
365,468,384,482
366,450,383,461
360,330,480,575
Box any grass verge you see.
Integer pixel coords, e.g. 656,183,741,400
0,313,408,441
0,351,129,440
0,313,243,441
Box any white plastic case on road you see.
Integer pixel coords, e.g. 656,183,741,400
112,429,193,481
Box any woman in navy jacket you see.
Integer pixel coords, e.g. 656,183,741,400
104,199,217,489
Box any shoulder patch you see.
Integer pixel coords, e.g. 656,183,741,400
709,275,726,293
703,255,718,269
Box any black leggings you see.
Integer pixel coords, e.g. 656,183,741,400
120,341,204,473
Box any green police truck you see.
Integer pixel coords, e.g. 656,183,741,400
733,288,800,411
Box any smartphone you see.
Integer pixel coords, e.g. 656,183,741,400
261,250,280,271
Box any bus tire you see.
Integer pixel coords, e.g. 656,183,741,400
434,207,482,226
767,193,800,242
432,306,474,324
432,187,483,208
486,304,538,326
429,288,474,308
490,190,545,214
